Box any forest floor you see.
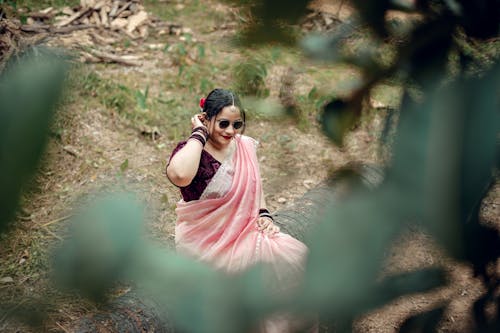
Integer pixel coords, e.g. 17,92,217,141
0,0,499,332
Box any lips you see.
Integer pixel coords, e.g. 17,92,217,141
222,135,232,140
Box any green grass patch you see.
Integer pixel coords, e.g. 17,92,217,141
7,0,79,11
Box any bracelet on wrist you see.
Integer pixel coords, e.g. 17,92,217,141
192,126,209,137
189,132,207,146
188,126,209,147
259,208,274,221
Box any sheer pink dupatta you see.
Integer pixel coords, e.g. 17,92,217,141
175,135,307,276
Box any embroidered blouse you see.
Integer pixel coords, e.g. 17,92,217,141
167,141,221,202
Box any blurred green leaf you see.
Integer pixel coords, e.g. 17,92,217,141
307,86,318,100
135,86,149,110
299,186,405,317
0,47,67,232
120,158,129,173
320,98,360,146
51,189,278,332
234,59,269,97
387,63,499,257
301,34,344,62
52,193,144,301
231,0,310,23
443,0,462,15
197,44,205,60
456,63,500,225
300,21,358,62
230,0,311,45
236,23,297,46
132,249,276,333
403,18,455,85
241,97,285,118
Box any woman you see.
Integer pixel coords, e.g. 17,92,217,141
166,89,313,331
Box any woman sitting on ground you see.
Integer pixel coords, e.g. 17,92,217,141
166,88,316,332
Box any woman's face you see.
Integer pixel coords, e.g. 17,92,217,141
206,105,243,148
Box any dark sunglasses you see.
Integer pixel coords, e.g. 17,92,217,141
217,119,244,130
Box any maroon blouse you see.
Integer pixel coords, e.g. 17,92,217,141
167,141,221,202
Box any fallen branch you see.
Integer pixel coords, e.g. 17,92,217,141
40,215,72,228
56,8,93,28
20,24,96,34
87,49,141,66
113,1,133,19
42,227,64,241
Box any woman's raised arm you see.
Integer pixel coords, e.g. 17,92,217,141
166,115,207,187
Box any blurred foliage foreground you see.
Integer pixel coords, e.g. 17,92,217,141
1,0,500,332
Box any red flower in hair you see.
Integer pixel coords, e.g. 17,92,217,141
199,98,206,109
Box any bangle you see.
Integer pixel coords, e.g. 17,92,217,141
259,208,274,221
188,126,208,146
189,132,207,146
192,126,209,137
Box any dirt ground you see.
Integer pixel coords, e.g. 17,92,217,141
0,0,498,332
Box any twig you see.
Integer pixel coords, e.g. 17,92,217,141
109,0,122,18
27,12,55,20
20,24,51,33
62,145,79,157
114,1,133,19
51,24,96,34
56,321,71,333
88,49,141,66
42,227,64,241
40,215,72,227
20,24,96,34
55,8,92,28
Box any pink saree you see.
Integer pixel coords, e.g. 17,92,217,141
175,135,307,277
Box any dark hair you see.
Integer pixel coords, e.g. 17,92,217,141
202,88,246,131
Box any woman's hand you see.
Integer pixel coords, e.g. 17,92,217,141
256,216,280,236
191,113,206,129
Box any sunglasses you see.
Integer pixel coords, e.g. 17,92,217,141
217,119,244,130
